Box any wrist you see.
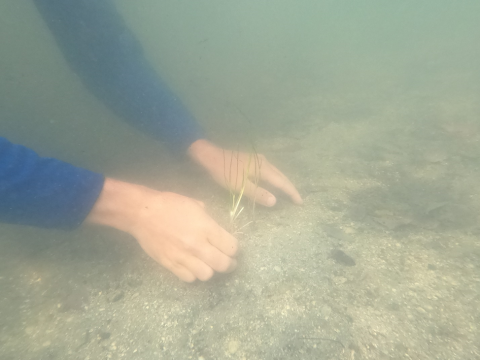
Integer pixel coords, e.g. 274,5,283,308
187,138,218,167
85,177,146,234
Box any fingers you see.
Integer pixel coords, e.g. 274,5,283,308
181,224,238,280
158,249,219,282
241,154,302,206
197,245,238,273
206,224,238,257
159,221,238,282
259,162,303,205
168,264,197,283
163,245,236,282
131,190,238,283
154,254,197,283
243,180,276,207
177,255,215,281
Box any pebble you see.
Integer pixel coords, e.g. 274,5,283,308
344,227,356,234
228,340,240,354
333,276,347,285
274,266,281,272
110,290,124,303
98,331,111,341
322,224,352,241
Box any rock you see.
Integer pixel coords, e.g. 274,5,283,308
322,224,352,241
331,249,356,266
110,290,124,303
372,213,411,230
98,331,111,341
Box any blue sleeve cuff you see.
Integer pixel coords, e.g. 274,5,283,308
0,137,104,230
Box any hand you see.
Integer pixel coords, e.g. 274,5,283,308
188,139,303,207
86,178,237,282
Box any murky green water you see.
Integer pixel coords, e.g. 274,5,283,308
1,1,480,359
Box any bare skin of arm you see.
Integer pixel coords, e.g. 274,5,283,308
86,139,302,282
188,139,303,207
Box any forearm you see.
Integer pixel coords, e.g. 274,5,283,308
34,0,204,152
85,177,145,234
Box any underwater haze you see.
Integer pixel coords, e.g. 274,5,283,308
1,0,480,359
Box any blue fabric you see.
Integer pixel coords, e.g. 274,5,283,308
0,137,104,229
33,0,204,152
0,1,205,229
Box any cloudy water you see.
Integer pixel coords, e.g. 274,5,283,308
1,1,480,359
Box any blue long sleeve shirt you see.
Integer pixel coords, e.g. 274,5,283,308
0,0,204,229
0,137,104,229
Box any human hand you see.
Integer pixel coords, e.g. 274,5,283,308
188,139,303,207
86,178,238,282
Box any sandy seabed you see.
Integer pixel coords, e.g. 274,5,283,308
1,90,480,360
